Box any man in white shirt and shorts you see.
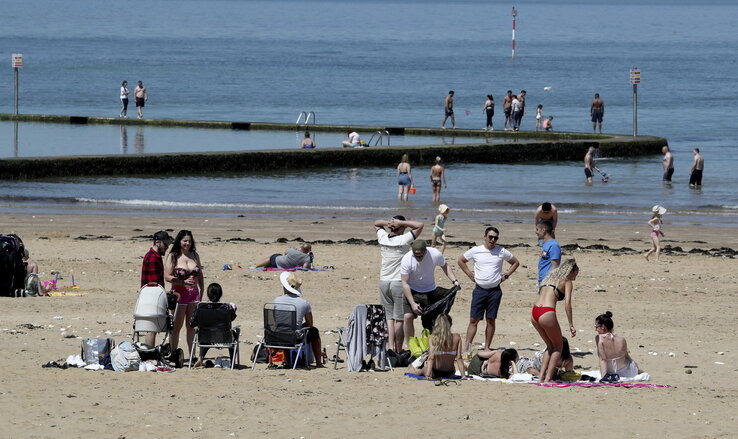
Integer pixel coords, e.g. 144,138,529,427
374,215,424,352
457,226,520,353
401,240,460,348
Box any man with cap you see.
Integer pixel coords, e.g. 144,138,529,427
400,239,461,348
140,231,172,346
374,215,424,351
141,231,172,287
272,272,325,368
457,226,520,352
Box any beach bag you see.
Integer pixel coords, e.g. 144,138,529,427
421,285,459,330
111,341,141,372
251,343,268,364
81,338,115,364
408,329,430,358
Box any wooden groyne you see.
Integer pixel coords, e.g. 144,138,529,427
0,114,668,180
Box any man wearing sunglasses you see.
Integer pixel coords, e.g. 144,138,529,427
400,240,460,349
457,227,519,353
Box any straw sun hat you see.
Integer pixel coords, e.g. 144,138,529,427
280,272,302,296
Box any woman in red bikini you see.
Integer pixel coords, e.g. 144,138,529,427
530,258,578,382
165,230,204,357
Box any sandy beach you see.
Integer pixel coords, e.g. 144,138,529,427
1,212,737,438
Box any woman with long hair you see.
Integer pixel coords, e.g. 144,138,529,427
407,314,464,378
165,230,204,356
397,153,413,201
531,258,578,382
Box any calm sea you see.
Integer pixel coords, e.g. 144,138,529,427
1,0,737,227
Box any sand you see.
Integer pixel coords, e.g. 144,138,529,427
1,212,737,438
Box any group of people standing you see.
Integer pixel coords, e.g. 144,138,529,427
119,80,148,119
396,155,447,202
375,201,642,382
443,90,605,132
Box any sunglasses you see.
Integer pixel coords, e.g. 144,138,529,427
486,235,499,240
413,251,427,259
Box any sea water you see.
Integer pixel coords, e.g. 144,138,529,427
0,0,737,226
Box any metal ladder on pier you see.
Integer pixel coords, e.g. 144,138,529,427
295,111,316,128
368,130,390,146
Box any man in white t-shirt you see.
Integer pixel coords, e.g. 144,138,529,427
374,215,424,352
457,226,519,352
400,240,460,348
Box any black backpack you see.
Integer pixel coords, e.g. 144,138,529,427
0,234,26,297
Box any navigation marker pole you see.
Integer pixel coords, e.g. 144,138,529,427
511,7,518,60
630,67,641,136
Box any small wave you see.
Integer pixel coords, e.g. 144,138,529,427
75,198,394,212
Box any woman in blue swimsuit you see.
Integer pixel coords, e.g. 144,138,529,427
397,153,413,201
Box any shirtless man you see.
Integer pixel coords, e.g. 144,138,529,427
689,148,704,188
662,146,674,184
591,93,604,133
583,146,601,184
534,202,558,233
442,91,456,129
134,81,148,119
502,90,513,130
430,156,447,202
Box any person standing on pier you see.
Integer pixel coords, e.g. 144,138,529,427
442,91,456,129
503,90,513,131
591,93,605,133
135,81,148,119
119,81,129,118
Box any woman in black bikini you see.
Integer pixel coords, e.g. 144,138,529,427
407,314,464,378
531,258,578,382
165,230,205,356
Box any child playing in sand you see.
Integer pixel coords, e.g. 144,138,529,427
432,204,450,254
645,205,666,262
535,104,543,131
542,116,553,131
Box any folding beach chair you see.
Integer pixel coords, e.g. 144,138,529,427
252,302,309,370
188,303,240,369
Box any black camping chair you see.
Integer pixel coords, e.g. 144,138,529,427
188,303,240,369
252,303,310,370
421,285,460,330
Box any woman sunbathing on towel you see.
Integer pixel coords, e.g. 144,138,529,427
595,311,642,379
516,337,574,378
466,347,518,378
531,258,578,382
407,314,465,378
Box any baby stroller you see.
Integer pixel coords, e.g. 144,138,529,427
132,283,185,368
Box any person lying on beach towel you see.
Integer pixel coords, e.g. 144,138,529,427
254,243,313,270
516,337,574,379
466,348,518,379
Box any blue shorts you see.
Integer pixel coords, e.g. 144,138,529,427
470,284,503,320
398,173,411,186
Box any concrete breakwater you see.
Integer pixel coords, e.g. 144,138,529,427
0,114,667,180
